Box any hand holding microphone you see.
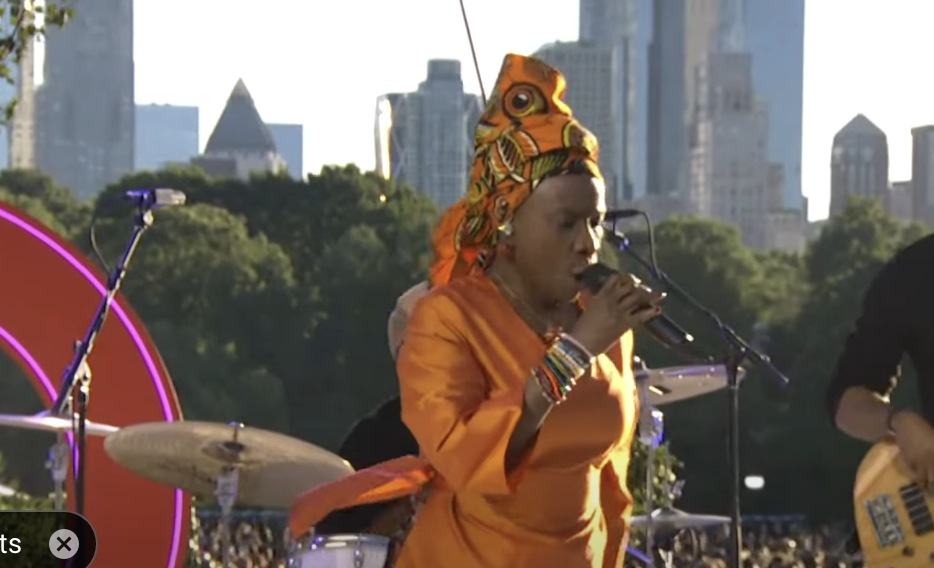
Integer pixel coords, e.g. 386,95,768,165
568,270,665,356
572,263,695,354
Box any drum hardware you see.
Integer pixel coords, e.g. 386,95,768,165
214,423,244,568
635,366,729,568
0,411,118,510
288,534,391,568
634,365,747,407
45,434,69,511
103,420,354,509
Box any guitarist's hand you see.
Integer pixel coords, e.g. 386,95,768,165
892,411,934,489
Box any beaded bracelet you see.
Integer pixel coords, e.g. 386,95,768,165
532,334,595,404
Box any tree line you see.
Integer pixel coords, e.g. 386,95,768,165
0,166,927,521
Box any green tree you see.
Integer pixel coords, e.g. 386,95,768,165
0,169,90,239
91,166,439,448
755,198,927,518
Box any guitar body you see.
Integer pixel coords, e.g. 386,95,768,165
854,440,934,567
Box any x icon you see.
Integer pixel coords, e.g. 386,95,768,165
57,537,71,551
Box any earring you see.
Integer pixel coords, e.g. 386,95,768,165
497,241,515,260
497,221,515,259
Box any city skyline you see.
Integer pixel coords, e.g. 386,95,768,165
24,0,934,220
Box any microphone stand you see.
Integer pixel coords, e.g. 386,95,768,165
46,203,155,516
605,230,789,568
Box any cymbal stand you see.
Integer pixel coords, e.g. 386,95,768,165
215,422,245,568
45,433,69,510
637,379,664,566
215,467,239,568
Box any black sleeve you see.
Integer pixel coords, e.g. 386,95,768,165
825,256,914,422
315,396,419,535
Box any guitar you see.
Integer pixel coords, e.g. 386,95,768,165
854,440,934,567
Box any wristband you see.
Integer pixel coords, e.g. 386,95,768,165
533,336,593,404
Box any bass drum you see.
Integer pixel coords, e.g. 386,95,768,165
288,534,391,568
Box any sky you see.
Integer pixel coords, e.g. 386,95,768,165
96,0,934,220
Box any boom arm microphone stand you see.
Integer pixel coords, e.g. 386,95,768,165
46,196,159,516
603,220,789,568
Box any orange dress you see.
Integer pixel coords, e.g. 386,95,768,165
395,274,639,568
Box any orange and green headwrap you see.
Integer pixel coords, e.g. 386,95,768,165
428,53,603,287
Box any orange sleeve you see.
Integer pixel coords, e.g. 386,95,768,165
601,332,636,568
600,449,633,568
396,292,530,496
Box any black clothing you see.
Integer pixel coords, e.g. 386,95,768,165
825,233,934,423
314,396,419,535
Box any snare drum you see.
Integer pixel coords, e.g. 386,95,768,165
289,534,391,568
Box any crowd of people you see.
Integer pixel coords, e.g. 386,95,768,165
188,512,861,568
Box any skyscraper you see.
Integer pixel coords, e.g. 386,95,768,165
910,125,934,226
8,3,35,170
190,80,285,179
36,0,134,200
577,0,641,202
398,60,472,208
374,93,407,181
690,52,773,248
745,0,805,210
534,42,619,204
646,0,719,197
135,104,199,171
829,114,889,217
267,123,303,179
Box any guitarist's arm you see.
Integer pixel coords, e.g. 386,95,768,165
825,248,934,486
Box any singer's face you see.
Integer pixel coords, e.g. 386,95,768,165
511,174,605,303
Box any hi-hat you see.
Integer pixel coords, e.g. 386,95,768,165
0,412,118,437
631,506,730,531
635,365,746,406
104,421,354,508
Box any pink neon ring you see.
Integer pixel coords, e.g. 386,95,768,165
0,206,184,568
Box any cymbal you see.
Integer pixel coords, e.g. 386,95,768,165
635,365,746,406
0,412,118,437
104,421,354,509
631,507,730,531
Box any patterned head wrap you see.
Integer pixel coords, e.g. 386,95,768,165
428,53,602,287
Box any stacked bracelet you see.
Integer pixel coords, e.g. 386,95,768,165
532,334,595,404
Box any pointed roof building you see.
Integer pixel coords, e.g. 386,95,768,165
204,79,278,155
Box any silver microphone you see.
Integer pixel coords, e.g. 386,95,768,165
124,188,187,209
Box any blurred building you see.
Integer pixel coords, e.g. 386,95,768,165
7,2,35,170
374,93,407,181
578,0,652,202
911,125,934,226
36,0,134,200
135,104,199,171
384,60,473,208
646,0,720,198
534,41,620,205
746,0,805,211
829,114,888,217
885,180,914,224
690,52,774,249
191,79,285,179
267,123,303,179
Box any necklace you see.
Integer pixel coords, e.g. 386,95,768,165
488,271,558,338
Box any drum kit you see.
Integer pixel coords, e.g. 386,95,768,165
629,358,744,568
0,358,743,568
